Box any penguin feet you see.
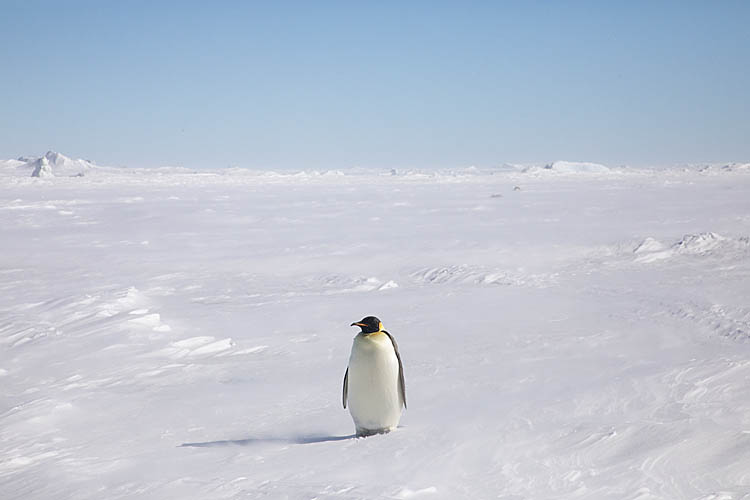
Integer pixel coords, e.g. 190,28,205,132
355,426,395,438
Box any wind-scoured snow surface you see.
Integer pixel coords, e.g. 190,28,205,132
2,156,750,499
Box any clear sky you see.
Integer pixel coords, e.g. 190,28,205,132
1,1,748,169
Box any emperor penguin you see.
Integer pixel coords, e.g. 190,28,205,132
343,316,406,436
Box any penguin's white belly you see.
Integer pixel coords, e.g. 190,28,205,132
347,333,403,434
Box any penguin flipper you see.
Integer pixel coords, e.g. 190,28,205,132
383,331,407,409
342,367,349,409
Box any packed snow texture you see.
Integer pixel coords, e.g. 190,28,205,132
2,154,750,499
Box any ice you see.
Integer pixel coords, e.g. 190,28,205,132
1,157,750,499
634,232,750,263
395,486,438,498
30,157,54,178
21,151,97,178
633,237,666,254
544,160,611,173
520,160,613,175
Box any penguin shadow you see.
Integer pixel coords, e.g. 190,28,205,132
180,433,357,448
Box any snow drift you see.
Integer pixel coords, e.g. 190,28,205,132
634,232,750,262
16,151,97,177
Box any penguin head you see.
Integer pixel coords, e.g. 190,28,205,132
351,316,383,334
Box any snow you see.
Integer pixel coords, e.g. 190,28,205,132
2,155,750,499
518,161,613,176
30,157,54,178
634,233,749,263
3,151,97,178
543,161,611,173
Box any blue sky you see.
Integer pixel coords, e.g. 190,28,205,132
1,1,748,168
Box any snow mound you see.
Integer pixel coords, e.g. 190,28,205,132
520,161,612,176
0,158,25,169
318,275,398,294
633,237,667,255
409,265,553,288
20,151,97,177
724,162,750,172
698,163,750,174
635,233,750,262
544,161,611,173
31,157,54,178
672,232,728,255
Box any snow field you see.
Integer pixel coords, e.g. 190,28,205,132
1,164,750,499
